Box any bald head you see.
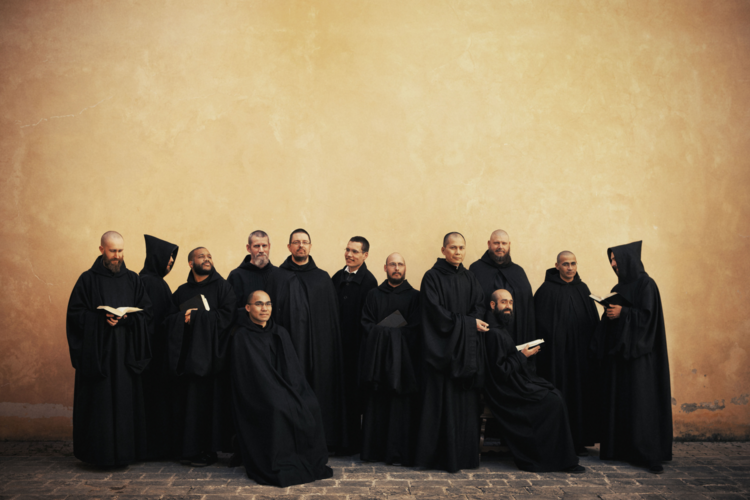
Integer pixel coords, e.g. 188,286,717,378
557,251,575,263
246,290,272,327
100,231,123,246
385,252,407,286
99,231,124,273
490,229,509,241
247,290,271,305
491,289,513,305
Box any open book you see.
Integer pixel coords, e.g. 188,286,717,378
180,294,211,312
516,339,544,351
97,306,143,317
590,292,618,307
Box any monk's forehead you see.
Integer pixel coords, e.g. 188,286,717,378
250,290,270,302
490,230,509,242
386,253,405,265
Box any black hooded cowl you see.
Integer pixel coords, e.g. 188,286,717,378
331,261,378,453
265,255,347,450
533,267,600,449
139,235,179,458
359,279,421,465
165,267,237,457
229,314,333,487
469,251,536,346
227,255,279,309
482,310,578,472
66,256,152,466
414,258,485,472
589,241,672,464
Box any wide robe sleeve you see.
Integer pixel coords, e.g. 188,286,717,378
421,271,484,379
360,295,418,394
167,283,237,376
483,328,527,385
607,279,664,360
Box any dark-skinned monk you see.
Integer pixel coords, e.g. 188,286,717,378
66,231,152,467
265,229,347,453
483,289,584,473
360,252,421,465
469,230,536,346
415,232,487,472
534,251,600,455
229,290,333,487
139,235,179,459
165,247,236,467
590,241,671,474
331,236,378,454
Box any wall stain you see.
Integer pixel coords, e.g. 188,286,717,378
732,394,749,405
681,400,725,413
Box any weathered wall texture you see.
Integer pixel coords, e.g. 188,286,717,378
1,0,749,440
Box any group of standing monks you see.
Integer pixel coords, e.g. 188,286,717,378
66,227,672,486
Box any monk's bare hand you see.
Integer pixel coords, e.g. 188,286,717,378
106,313,119,327
522,345,541,358
606,304,622,320
185,308,198,324
476,319,489,332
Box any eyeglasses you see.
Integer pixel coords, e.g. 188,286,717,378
250,301,272,307
291,241,310,246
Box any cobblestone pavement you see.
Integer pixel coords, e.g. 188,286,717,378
1,441,749,499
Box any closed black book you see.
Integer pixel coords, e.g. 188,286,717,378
377,310,407,328
180,294,210,312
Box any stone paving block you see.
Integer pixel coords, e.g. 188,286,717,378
251,495,305,500
405,485,445,495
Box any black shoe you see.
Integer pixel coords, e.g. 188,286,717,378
564,465,586,473
648,464,664,474
189,452,217,467
575,447,589,457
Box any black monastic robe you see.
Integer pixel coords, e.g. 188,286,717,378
414,258,484,472
482,312,579,472
229,314,333,487
360,279,421,465
590,241,672,464
227,255,278,309
66,256,152,466
265,255,347,450
165,268,236,458
534,268,600,449
469,251,536,345
139,235,179,459
331,261,378,453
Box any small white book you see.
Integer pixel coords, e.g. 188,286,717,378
516,339,544,351
97,306,143,317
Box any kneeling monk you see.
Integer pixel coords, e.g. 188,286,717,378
230,290,333,487
483,289,584,473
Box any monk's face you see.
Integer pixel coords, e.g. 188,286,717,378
488,232,510,259
345,241,368,271
385,253,406,285
190,248,213,276
491,290,514,314
441,235,465,266
555,254,577,282
246,291,272,327
288,232,311,261
610,252,619,275
99,237,124,273
247,236,270,268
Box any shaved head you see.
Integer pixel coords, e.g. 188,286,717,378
557,251,575,263
385,252,405,266
188,247,207,262
247,290,271,305
491,289,513,304
490,229,509,241
100,231,123,246
443,232,465,247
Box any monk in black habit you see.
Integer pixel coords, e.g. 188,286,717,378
469,230,536,346
138,235,179,459
534,251,600,455
360,252,421,465
483,289,583,473
227,230,278,310
265,228,347,452
415,232,487,472
331,236,378,454
165,247,236,466
230,290,333,487
590,241,672,474
66,231,152,466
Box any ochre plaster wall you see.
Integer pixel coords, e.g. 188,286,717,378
1,0,749,441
